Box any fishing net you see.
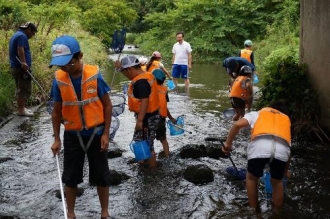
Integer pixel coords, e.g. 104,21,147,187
110,28,126,53
109,116,120,141
110,93,126,117
226,166,246,180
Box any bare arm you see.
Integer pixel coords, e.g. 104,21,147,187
188,52,192,70
136,98,149,130
246,80,253,111
222,118,249,153
17,47,28,71
161,66,172,80
172,53,176,65
51,102,63,156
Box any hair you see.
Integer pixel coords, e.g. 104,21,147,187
146,56,157,71
72,51,81,59
176,31,184,37
269,99,290,117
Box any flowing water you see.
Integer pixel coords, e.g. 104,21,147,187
0,53,330,219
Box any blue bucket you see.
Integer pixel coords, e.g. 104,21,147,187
261,171,288,196
253,74,259,84
166,80,176,90
130,140,151,161
167,116,184,136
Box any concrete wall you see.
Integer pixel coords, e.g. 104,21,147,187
300,0,330,131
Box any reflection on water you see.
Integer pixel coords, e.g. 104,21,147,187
0,62,329,218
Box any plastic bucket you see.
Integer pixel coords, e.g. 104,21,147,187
262,171,288,196
253,74,259,84
167,116,184,136
166,80,176,90
130,140,151,161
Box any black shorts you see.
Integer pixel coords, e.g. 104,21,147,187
62,131,111,187
230,97,245,109
247,158,287,180
156,118,167,141
133,112,161,151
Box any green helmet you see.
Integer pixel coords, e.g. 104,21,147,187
244,40,253,47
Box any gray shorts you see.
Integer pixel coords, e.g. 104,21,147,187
10,68,32,100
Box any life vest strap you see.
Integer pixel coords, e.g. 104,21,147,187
63,96,100,106
77,126,104,153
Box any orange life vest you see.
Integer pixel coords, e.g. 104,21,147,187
157,84,168,117
230,76,251,100
128,72,159,114
141,64,147,71
240,49,252,63
251,107,291,146
147,60,161,73
55,65,104,131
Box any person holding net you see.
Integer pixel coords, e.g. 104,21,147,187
49,35,112,219
222,100,291,214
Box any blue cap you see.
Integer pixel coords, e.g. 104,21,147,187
50,35,80,66
152,69,166,81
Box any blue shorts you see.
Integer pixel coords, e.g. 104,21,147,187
172,64,189,79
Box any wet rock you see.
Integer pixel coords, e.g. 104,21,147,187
55,187,84,200
206,145,228,159
0,215,20,219
0,157,13,164
109,170,130,185
107,149,123,158
179,144,207,159
183,164,214,185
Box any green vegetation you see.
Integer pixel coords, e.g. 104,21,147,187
1,0,326,140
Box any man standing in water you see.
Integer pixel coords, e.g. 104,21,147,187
9,22,38,116
172,31,192,93
49,35,112,219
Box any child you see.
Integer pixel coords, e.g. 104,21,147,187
222,100,291,212
229,65,253,121
138,56,148,71
152,69,176,158
146,51,172,79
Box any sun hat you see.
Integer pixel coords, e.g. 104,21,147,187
152,51,162,58
120,55,140,69
19,22,38,32
244,40,253,47
138,57,148,65
152,69,166,81
239,65,253,74
50,35,80,66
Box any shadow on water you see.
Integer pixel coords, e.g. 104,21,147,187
0,59,330,218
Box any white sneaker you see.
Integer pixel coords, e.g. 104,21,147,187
17,108,34,117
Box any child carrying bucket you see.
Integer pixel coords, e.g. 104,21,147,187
152,69,176,158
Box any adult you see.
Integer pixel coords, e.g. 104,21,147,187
9,22,38,116
49,35,112,219
222,100,291,212
172,31,192,90
222,57,255,80
116,55,160,168
238,40,255,67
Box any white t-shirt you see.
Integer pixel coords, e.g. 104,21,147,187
172,41,192,65
243,111,291,162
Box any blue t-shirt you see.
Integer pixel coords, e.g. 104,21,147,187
51,72,111,136
223,57,255,72
9,30,31,68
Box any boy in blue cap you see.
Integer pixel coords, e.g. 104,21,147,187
49,35,112,219
152,69,176,158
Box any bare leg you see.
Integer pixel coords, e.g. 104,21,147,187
160,139,169,158
246,171,259,209
17,97,26,113
173,78,179,87
148,150,157,168
97,186,110,218
271,177,284,208
66,186,77,218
